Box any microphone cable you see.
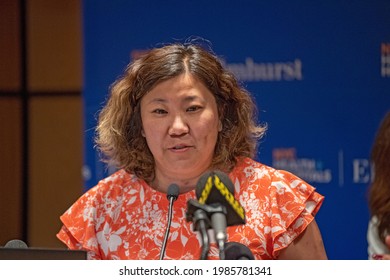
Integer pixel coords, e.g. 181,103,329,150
159,183,179,260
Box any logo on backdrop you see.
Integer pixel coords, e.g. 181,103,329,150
381,43,390,78
271,148,374,187
222,58,303,82
272,148,332,184
351,158,374,184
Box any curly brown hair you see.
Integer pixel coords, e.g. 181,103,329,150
95,42,266,183
368,111,390,243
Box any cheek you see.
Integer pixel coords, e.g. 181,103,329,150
142,120,165,145
198,117,220,140
142,122,157,138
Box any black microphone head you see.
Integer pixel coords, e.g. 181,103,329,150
195,170,234,199
167,183,179,201
225,241,254,260
195,171,214,198
5,239,28,249
195,170,245,226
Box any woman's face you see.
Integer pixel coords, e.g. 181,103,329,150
140,73,221,185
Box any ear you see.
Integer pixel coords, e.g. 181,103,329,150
218,120,223,132
141,129,145,137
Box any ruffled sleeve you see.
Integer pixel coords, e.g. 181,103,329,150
269,169,324,258
56,184,104,260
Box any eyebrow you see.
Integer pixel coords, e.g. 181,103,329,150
147,98,167,104
146,95,202,104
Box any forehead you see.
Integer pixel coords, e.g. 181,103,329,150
142,74,215,102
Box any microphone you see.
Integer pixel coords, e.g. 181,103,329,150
159,183,180,260
225,241,254,260
195,171,245,226
186,170,246,259
4,239,28,249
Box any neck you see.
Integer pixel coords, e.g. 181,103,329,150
152,171,202,194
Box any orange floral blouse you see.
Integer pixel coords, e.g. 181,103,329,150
57,157,324,260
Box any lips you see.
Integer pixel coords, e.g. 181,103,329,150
169,144,192,151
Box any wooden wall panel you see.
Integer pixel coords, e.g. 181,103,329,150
0,0,21,91
27,0,82,91
0,0,22,246
28,96,83,248
0,99,22,245
25,0,84,248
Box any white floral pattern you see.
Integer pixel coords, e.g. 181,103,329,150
57,157,324,259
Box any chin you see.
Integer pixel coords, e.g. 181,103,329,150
165,159,211,178
168,165,202,178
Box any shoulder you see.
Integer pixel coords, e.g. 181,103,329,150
90,169,142,196
231,157,307,186
72,169,145,210
231,157,320,202
229,157,277,197
60,170,146,231
231,157,272,180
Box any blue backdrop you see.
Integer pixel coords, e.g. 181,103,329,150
81,0,390,260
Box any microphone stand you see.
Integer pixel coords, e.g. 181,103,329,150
186,199,212,259
186,199,227,260
159,195,176,260
210,211,227,260
192,209,210,260
159,184,179,260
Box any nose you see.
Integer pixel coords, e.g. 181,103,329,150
168,114,189,136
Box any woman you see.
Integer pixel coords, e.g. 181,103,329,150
57,42,327,260
367,111,390,260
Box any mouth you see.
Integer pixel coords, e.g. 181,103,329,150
169,144,192,151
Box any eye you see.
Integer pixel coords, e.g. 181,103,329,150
186,105,202,112
152,108,167,115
